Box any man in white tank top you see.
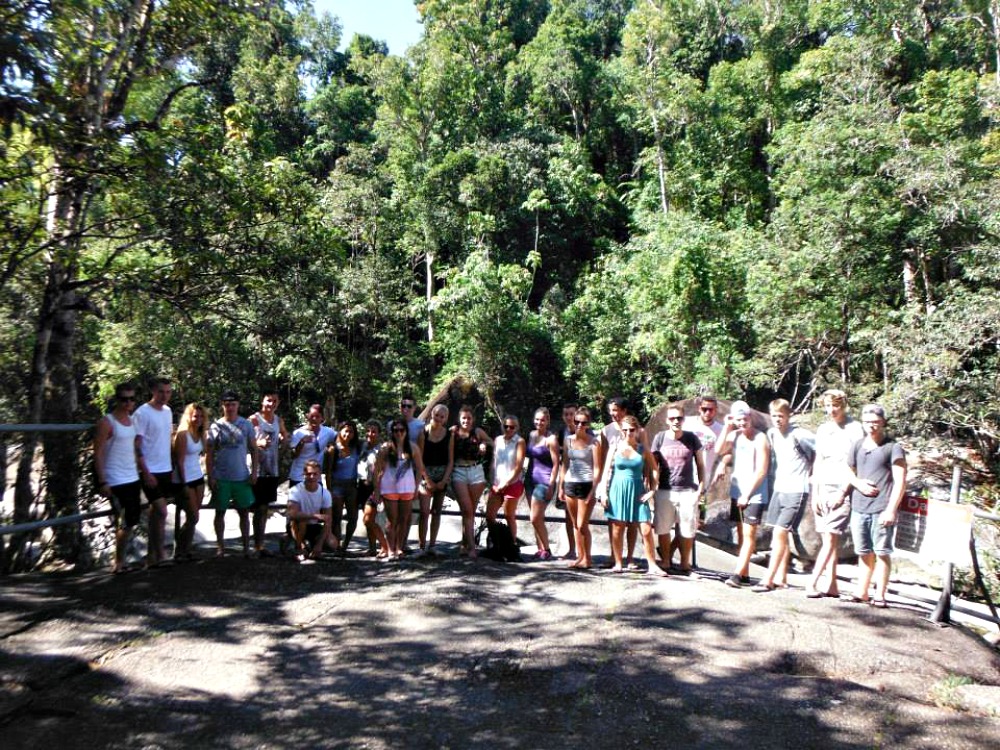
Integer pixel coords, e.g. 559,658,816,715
133,377,174,567
94,382,141,574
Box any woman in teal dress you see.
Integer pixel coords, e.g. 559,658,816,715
601,415,666,576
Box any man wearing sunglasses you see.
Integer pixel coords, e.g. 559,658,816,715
388,393,426,450
683,394,724,483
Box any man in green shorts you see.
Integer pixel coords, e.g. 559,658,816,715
206,389,259,557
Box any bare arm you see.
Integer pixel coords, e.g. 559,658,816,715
93,418,112,497
881,460,908,525
173,431,187,485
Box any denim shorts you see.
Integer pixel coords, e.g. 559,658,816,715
850,510,895,555
452,463,485,486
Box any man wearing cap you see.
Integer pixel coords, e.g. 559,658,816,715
843,404,907,608
206,389,258,557
716,400,770,587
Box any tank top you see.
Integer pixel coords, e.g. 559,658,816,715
454,429,484,463
253,412,281,477
565,441,595,483
104,414,139,486
493,434,522,486
423,426,450,466
528,433,554,486
329,443,360,483
379,456,416,496
179,432,204,482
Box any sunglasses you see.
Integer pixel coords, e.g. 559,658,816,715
668,416,684,422
392,427,407,433
400,402,415,408
700,407,716,412
574,419,590,426
118,395,137,402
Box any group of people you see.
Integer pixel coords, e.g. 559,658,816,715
94,382,908,609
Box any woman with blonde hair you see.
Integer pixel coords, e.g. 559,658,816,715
173,402,207,560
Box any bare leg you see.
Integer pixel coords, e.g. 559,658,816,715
734,521,757,578
610,522,624,571
625,524,638,566
343,490,359,551
640,522,666,575
362,503,389,555
874,553,892,601
658,533,672,566
214,509,226,556
760,527,789,587
418,492,431,549
809,532,841,596
331,495,345,546
504,494,520,541
429,491,444,550
253,506,268,552
147,499,167,566
563,505,576,559
530,499,549,553
238,508,250,555
576,497,596,568
453,481,478,557
855,552,876,601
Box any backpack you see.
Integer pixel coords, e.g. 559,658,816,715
480,519,522,562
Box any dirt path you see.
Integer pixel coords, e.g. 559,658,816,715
2,541,999,749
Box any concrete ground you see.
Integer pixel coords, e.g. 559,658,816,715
1,498,999,749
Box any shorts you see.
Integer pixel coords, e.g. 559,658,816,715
563,481,593,500
813,485,851,534
252,475,282,510
184,477,205,490
653,489,699,538
492,479,524,502
850,510,895,555
452,463,485,486
210,479,256,511
730,498,765,526
329,480,358,505
421,465,448,491
530,483,551,504
359,481,377,508
287,520,326,548
144,471,175,503
765,492,808,530
110,481,143,528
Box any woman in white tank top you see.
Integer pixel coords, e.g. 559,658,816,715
173,403,206,560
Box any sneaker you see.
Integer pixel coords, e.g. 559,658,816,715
725,574,743,588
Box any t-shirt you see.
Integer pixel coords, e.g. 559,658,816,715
289,425,336,482
132,402,174,473
289,482,332,517
848,438,906,515
683,417,723,473
650,430,702,490
768,426,815,494
813,418,864,488
727,430,769,503
208,417,254,482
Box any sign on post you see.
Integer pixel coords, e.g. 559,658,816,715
895,494,973,567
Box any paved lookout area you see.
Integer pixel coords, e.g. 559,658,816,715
2,528,999,750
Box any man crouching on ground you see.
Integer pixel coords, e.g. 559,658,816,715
288,460,339,563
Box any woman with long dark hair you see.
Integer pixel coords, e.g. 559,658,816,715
373,418,424,560
326,419,361,554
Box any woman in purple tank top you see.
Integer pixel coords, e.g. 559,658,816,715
526,408,560,560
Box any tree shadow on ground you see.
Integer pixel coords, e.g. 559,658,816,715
1,556,998,749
